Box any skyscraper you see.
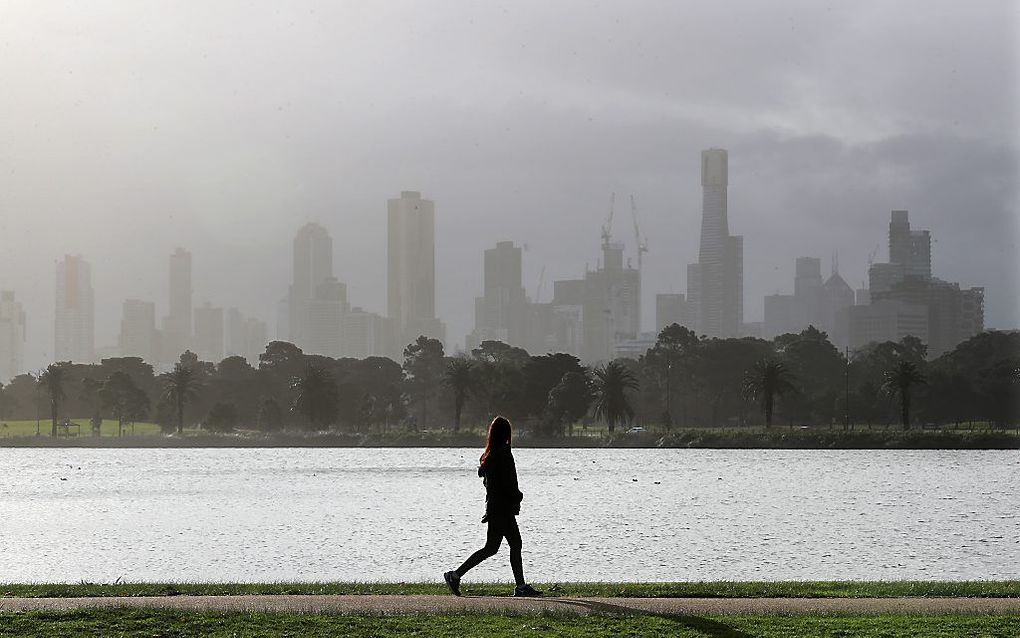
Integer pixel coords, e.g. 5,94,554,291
686,149,743,337
0,290,26,382
889,210,931,280
162,248,193,362
55,255,95,362
468,241,529,350
288,222,343,354
119,299,157,361
193,302,224,363
387,191,445,352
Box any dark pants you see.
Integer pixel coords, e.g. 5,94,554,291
455,514,524,586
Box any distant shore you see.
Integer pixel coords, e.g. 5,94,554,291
1,427,1017,449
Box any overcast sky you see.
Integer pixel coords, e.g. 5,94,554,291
1,0,1017,369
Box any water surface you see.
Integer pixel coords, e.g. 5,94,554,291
0,448,1016,583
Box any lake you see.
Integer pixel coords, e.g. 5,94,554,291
0,448,1016,583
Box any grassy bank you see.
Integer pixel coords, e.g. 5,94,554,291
3,581,1018,599
0,609,1017,638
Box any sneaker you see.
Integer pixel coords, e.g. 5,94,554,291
444,571,461,596
513,583,541,597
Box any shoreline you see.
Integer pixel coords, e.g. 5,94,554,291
1,429,1017,449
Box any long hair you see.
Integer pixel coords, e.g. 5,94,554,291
479,416,512,469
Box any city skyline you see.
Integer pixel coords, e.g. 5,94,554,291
0,160,1003,376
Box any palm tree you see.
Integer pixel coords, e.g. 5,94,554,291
591,361,639,433
742,358,797,428
881,360,927,430
291,365,338,429
444,358,474,432
161,363,201,434
39,364,67,437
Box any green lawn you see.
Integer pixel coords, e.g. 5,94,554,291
0,609,1016,638
0,419,167,438
2,581,1018,599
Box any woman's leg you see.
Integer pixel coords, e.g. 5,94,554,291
455,519,503,577
505,517,525,587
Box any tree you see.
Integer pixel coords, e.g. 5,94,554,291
546,370,592,436
444,358,474,432
591,361,639,433
742,358,798,427
39,363,68,437
161,362,202,434
644,324,700,428
205,402,238,432
257,398,285,432
402,336,445,428
99,371,144,437
291,365,338,429
881,360,927,430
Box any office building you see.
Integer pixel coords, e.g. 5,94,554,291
686,149,743,337
467,241,529,350
55,255,95,363
193,303,224,363
862,210,983,356
388,191,445,352
118,299,157,361
162,248,192,361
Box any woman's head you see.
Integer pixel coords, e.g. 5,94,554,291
480,416,512,467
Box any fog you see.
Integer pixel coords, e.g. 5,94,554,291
0,0,1016,370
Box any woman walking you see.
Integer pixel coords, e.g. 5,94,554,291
444,416,541,597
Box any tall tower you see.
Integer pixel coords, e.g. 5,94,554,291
163,247,192,361
388,191,445,352
288,223,335,350
55,255,95,362
686,149,743,337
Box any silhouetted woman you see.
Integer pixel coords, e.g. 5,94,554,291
444,416,540,597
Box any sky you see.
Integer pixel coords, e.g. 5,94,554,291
0,0,1017,370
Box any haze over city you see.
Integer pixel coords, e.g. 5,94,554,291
0,1,1016,372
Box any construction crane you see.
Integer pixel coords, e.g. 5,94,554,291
534,265,546,304
630,194,648,272
601,192,616,248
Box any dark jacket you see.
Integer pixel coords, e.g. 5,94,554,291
479,447,524,517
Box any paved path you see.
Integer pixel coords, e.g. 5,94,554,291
1,595,1019,616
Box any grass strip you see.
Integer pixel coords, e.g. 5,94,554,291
0,608,1017,637
1,580,1018,599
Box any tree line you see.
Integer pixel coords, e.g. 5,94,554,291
0,327,1016,436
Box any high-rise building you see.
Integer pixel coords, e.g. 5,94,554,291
388,191,445,352
119,299,157,361
655,293,693,332
307,277,348,357
285,222,353,356
193,303,224,363
862,210,983,356
763,256,855,343
162,248,193,362
226,307,268,363
0,291,26,382
889,210,931,280
55,255,95,362
686,149,743,337
342,306,392,359
582,241,640,361
468,241,529,350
